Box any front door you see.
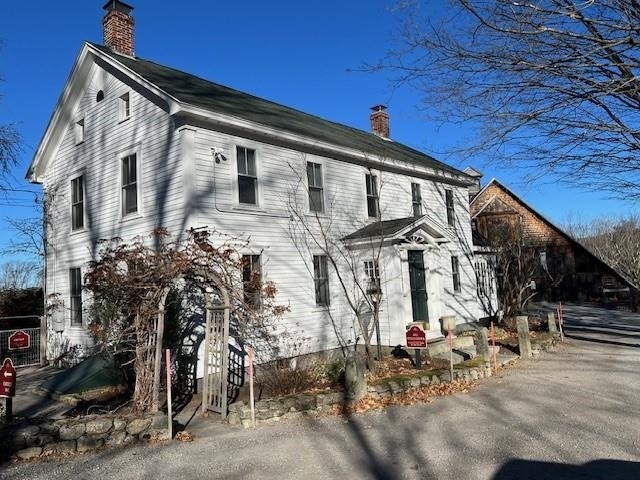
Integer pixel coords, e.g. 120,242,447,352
408,250,429,323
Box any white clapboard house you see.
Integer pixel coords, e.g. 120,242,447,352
28,1,488,363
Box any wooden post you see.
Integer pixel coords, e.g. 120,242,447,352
448,327,454,382
490,322,497,371
165,349,172,439
414,349,422,368
248,347,256,428
40,315,46,366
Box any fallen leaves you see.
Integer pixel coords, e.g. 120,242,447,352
175,430,194,442
328,379,477,416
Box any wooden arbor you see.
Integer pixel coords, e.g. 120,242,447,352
202,286,230,417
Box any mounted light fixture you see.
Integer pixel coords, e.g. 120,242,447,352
212,147,228,163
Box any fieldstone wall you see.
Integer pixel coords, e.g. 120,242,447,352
0,412,169,462
228,365,492,428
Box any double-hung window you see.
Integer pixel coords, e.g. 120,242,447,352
313,255,330,306
69,267,83,326
242,254,262,309
364,260,380,293
451,256,461,293
121,153,138,216
71,175,84,231
411,183,422,217
307,161,324,213
365,173,379,218
237,146,258,205
445,189,455,226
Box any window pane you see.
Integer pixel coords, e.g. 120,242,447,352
367,197,378,218
314,255,329,306
237,148,247,175
309,188,324,212
238,176,257,204
242,254,262,308
246,149,256,176
124,185,137,214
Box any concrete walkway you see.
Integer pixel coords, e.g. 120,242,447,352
2,303,640,480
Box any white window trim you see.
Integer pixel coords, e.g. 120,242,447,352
233,142,263,209
118,92,131,123
69,266,83,328
312,254,330,308
118,144,143,220
364,172,379,220
74,118,85,145
306,159,327,215
70,171,87,233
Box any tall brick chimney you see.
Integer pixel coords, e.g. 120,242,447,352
370,105,390,138
103,1,135,57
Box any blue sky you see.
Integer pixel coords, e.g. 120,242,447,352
0,0,633,262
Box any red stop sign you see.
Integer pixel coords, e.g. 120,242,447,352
0,358,16,398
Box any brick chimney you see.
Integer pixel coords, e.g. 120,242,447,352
370,105,390,138
103,1,135,56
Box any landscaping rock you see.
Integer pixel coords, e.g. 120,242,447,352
126,418,152,435
59,423,86,440
85,418,113,435
15,446,42,460
106,431,127,446
112,418,127,432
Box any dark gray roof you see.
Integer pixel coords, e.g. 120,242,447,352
343,217,420,241
91,43,466,177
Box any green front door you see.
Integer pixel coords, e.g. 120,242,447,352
408,250,429,323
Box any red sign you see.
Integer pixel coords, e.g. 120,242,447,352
0,358,16,398
406,324,427,349
8,330,30,350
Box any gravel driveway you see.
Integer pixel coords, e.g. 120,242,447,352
2,303,639,480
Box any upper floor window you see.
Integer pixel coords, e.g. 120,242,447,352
237,146,258,205
71,175,84,231
313,255,330,306
74,119,85,144
365,173,379,218
242,254,262,309
445,189,455,226
119,92,131,121
69,267,83,326
307,161,324,213
411,183,422,217
451,256,461,293
121,153,138,216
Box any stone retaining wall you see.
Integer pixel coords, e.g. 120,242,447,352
0,412,169,462
228,365,493,428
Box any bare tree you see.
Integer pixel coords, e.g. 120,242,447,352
286,160,387,369
485,219,539,319
0,260,41,289
565,213,640,287
379,1,640,197
0,42,20,192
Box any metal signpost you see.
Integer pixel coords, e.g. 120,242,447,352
0,358,16,422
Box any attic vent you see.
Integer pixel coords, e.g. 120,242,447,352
407,234,425,244
96,90,105,102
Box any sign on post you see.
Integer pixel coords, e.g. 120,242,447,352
406,324,427,349
8,330,30,350
0,358,16,398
